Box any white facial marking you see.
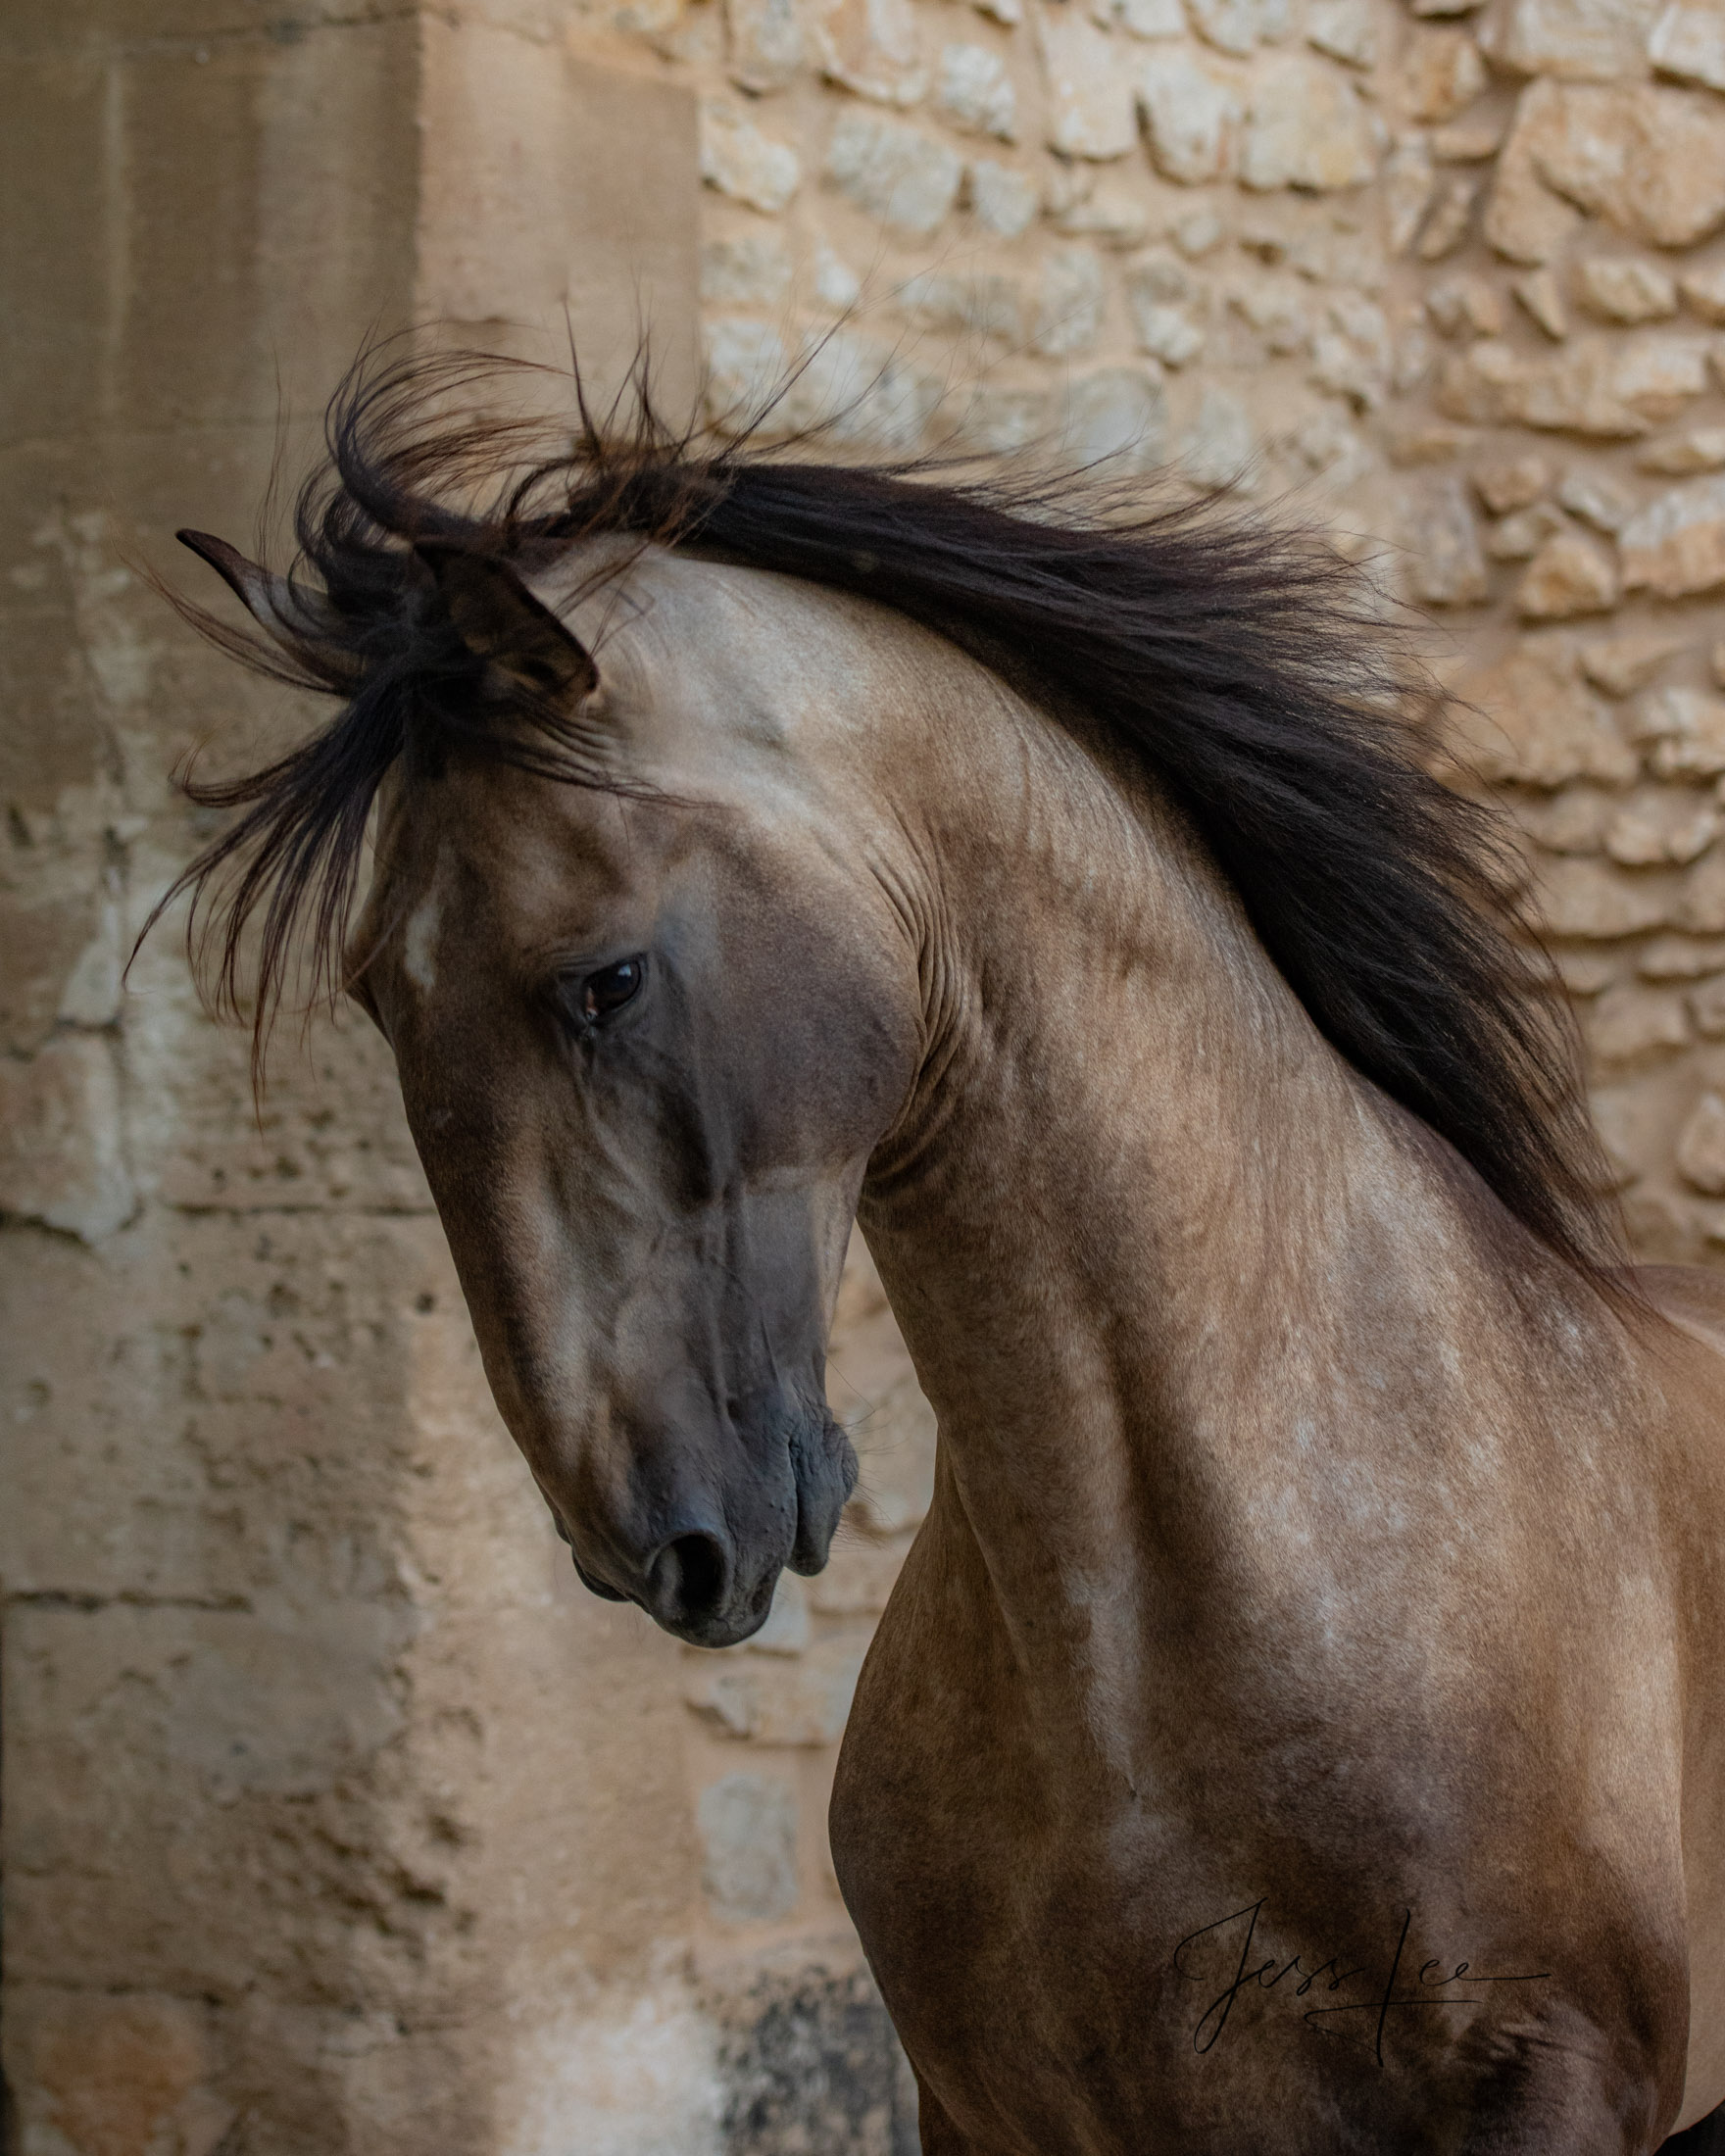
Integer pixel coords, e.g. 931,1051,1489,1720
404,884,443,998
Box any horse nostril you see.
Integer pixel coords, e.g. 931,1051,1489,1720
651,1531,730,1624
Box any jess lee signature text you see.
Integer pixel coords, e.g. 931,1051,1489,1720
1172,1899,1550,2066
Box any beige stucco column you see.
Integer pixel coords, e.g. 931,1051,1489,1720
0,11,731,2151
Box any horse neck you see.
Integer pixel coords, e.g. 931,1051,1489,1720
854,679,1499,1620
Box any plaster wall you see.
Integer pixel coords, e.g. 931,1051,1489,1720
3,0,1725,2148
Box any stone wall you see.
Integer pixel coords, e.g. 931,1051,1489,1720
3,0,1724,2149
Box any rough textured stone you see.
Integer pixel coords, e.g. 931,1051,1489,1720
1053,175,1155,246
1289,407,1373,488
1307,0,1379,67
1677,1092,1725,1193
1574,254,1677,322
1032,244,1108,355
1479,0,1659,79
810,0,927,104
1633,686,1725,776
1489,500,1571,556
1180,385,1257,486
1649,1,1725,90
1451,637,1638,785
1580,629,1684,693
810,1543,915,1615
1188,0,1292,54
1109,0,1187,33
701,232,795,306
1232,271,1313,351
699,1774,800,1923
1385,132,1437,253
705,317,791,432
825,109,963,229
1591,1078,1653,1179
1124,249,1207,365
1603,789,1718,862
937,41,1018,138
1504,81,1725,251
1137,48,1243,182
1619,474,1725,596
1515,266,1570,338
950,379,1049,450
1518,528,1621,614
708,319,941,452
1681,264,1725,323
686,1636,868,1744
1404,474,1490,602
1610,337,1715,422
1484,133,1584,259
1415,173,1479,258
1557,466,1636,530
1589,981,1693,1061
0,891,101,1057
1436,333,1709,434
784,330,943,447
1401,27,1489,120
1172,206,1228,256
967,157,1041,235
1241,53,1380,190
1559,952,1625,996
1537,854,1676,934
12,1991,233,2156
898,268,1024,339
1433,119,1507,160
1638,933,1725,979
702,97,802,211
815,242,864,310
1473,452,1554,510
1309,291,1392,406
1638,427,1725,475
1516,783,1611,853
1694,974,1725,1035
710,1966,919,2156
1039,8,1138,158
0,1033,134,1242
726,0,806,94
1682,848,1725,932
1059,367,1169,467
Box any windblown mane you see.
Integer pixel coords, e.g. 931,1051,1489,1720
153,350,1618,1283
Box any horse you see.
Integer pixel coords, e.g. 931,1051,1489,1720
153,354,1725,2153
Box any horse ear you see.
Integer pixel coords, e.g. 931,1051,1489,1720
178,529,313,648
416,542,598,703
177,528,367,692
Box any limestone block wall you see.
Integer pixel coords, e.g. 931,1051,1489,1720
4,0,1725,2149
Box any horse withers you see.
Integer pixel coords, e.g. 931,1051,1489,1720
154,356,1725,2153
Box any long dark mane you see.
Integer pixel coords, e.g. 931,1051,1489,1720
153,350,1618,1284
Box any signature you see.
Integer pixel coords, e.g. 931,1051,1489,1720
1172,1900,1551,2066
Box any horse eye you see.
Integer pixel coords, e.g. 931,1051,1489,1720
577,957,646,1022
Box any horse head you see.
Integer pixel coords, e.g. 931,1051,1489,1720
322,540,920,1645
